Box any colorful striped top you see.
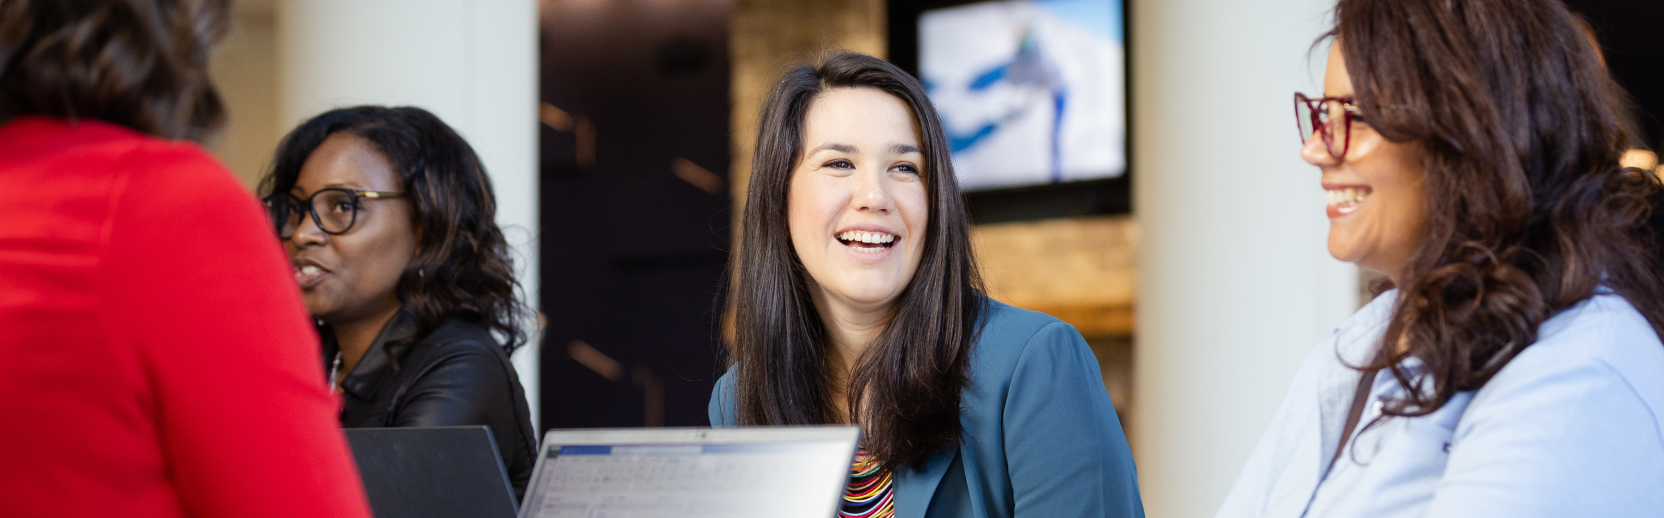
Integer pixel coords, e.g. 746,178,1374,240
840,448,894,518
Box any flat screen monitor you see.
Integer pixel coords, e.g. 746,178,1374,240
919,0,1126,193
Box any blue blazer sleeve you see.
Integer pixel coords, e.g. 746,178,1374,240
1001,322,1143,518
708,368,737,427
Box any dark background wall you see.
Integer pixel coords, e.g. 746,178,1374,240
537,0,735,430
1564,0,1664,148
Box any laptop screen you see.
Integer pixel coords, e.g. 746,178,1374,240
521,427,860,518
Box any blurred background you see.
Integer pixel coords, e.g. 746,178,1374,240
208,0,1664,516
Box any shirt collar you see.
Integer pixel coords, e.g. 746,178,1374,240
321,309,419,401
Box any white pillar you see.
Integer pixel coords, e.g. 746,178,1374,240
1130,0,1357,516
276,0,542,431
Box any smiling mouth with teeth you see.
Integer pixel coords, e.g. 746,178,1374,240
1326,186,1373,215
836,230,897,252
293,263,328,287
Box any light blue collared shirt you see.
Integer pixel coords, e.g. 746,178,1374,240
1218,290,1664,518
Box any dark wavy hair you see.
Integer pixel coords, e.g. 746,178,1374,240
727,52,986,469
0,0,229,142
1328,0,1664,423
259,106,529,355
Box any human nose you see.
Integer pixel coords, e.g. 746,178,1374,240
1300,130,1341,166
850,167,895,214
290,207,328,246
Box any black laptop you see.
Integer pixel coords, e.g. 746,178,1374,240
344,426,518,518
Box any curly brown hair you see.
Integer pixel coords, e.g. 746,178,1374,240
261,106,530,355
1329,0,1664,422
0,0,229,142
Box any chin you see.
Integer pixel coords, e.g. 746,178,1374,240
302,297,338,321
830,282,905,308
1326,230,1366,264
1326,245,1360,264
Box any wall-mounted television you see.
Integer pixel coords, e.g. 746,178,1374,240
891,0,1129,222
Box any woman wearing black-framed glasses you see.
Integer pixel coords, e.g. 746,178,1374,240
260,106,538,500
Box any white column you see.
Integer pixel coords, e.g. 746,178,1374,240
277,0,542,430
1130,0,1357,516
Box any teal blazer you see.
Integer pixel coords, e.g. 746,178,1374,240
709,299,1144,518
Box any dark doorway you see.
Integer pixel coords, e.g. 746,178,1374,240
537,0,734,430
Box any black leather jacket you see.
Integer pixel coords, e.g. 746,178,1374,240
322,311,537,500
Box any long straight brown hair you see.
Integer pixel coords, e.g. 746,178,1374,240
1330,0,1664,421
726,52,985,469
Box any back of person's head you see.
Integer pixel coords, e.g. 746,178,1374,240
1330,0,1664,417
261,105,527,354
0,0,229,142
730,52,984,470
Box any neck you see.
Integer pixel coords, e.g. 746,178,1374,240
810,286,892,422
327,303,402,378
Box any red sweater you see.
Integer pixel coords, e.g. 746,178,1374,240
0,117,372,518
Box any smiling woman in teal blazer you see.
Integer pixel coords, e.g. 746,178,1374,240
707,52,1142,518
712,300,1143,518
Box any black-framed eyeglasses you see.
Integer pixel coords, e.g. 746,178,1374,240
1295,93,1364,159
263,188,406,240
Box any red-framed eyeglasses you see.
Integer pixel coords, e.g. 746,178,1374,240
1295,93,1364,159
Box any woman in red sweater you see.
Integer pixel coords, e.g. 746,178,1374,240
0,1,373,517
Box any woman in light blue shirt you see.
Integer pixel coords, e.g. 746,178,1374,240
709,52,1142,518
1218,0,1664,516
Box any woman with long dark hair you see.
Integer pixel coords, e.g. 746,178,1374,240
1219,0,1664,516
709,52,1143,518
0,0,370,516
260,106,538,498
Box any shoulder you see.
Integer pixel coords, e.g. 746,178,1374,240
974,298,1080,357
420,319,506,352
117,137,246,207
1466,293,1664,443
2,117,251,241
99,128,263,244
977,297,1074,342
15,117,252,202
1504,293,1664,395
710,366,737,427
405,319,514,374
967,298,1095,388
1528,293,1661,363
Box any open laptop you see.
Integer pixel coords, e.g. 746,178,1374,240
344,426,518,518
519,426,861,518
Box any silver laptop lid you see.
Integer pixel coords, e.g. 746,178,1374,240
520,426,861,518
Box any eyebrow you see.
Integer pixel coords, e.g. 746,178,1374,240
807,143,858,155
805,143,923,156
289,182,365,196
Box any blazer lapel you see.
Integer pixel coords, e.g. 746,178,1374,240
891,448,957,518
